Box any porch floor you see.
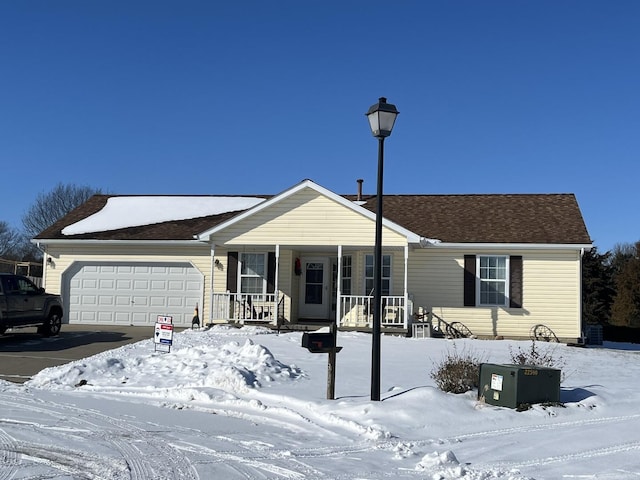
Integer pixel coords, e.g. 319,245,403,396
241,321,409,336
210,319,410,336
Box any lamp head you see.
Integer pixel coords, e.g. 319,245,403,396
366,97,399,138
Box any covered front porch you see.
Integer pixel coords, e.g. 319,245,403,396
207,245,413,332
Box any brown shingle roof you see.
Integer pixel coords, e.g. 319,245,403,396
355,194,591,244
35,193,591,245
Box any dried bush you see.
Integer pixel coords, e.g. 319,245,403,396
509,341,565,370
430,344,486,394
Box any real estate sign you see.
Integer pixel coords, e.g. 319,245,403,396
154,315,174,352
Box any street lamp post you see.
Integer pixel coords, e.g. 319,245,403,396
365,97,399,401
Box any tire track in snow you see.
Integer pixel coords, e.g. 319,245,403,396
0,392,198,480
111,437,149,479
175,440,317,479
76,410,199,480
416,412,640,477
2,390,358,479
13,443,130,479
0,428,19,480
427,412,640,446
485,439,640,470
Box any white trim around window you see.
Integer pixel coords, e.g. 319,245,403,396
341,255,352,296
364,254,392,296
477,255,509,306
238,252,267,295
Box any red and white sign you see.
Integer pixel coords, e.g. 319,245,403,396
154,322,174,345
156,315,173,325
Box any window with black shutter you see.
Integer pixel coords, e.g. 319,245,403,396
463,254,523,308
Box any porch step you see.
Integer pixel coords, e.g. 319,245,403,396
296,319,333,326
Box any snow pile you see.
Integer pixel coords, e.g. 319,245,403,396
417,450,531,480
417,450,464,477
27,327,304,395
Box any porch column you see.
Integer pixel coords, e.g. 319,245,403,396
404,245,409,329
42,250,48,290
209,245,216,325
274,244,280,324
336,245,342,327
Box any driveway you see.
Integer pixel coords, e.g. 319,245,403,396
0,324,173,383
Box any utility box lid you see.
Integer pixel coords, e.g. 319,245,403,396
478,363,561,409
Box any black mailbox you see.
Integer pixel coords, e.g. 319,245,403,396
302,332,342,353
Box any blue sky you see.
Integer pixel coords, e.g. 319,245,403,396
1,1,638,252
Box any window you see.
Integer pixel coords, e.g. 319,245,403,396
365,254,391,296
478,256,508,306
239,253,266,295
341,255,352,295
464,255,522,308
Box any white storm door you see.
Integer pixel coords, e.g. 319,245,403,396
298,257,330,319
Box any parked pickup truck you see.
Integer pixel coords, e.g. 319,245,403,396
0,273,63,336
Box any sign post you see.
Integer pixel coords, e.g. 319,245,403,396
327,322,338,400
301,323,341,400
154,315,174,353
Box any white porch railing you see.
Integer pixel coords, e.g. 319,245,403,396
211,292,407,329
339,295,406,328
211,293,279,324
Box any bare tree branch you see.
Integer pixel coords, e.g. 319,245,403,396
0,221,22,259
22,183,102,239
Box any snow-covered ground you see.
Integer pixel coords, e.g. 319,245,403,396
2,325,639,479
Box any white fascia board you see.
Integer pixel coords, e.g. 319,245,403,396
423,242,593,251
31,239,207,247
196,179,422,243
384,220,421,244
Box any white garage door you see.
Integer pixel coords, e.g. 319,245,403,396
64,262,203,326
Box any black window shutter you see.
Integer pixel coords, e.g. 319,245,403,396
226,252,238,293
267,252,276,293
509,255,523,308
464,255,476,307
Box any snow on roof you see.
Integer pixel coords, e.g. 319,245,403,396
62,196,266,235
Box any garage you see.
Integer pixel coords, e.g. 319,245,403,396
63,262,203,327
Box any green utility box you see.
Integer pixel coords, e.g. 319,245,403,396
478,363,561,409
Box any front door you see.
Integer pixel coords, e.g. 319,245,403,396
298,257,330,319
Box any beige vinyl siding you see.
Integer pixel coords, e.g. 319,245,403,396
215,188,407,247
408,248,582,340
407,248,460,308
211,250,228,295
43,244,212,321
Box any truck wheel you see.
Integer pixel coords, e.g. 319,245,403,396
41,312,62,337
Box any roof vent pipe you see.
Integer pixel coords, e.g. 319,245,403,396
357,179,363,201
